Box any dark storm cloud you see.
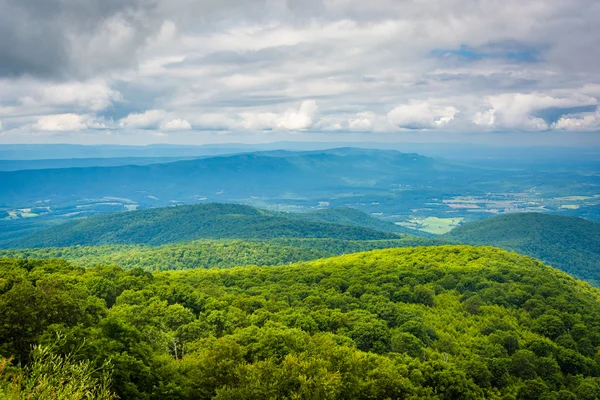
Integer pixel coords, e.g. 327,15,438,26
0,0,159,78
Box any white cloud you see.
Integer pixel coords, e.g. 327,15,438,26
346,112,396,132
240,100,319,131
187,114,238,130
119,110,167,129
472,109,496,127
277,100,318,130
553,109,600,131
160,118,192,130
387,101,458,129
475,92,598,131
18,80,122,112
119,110,192,131
239,111,278,130
348,113,374,130
33,114,97,132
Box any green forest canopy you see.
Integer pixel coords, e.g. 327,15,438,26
3,246,600,399
443,213,600,286
0,237,445,271
8,203,401,249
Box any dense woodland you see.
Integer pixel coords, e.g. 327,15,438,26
3,246,600,399
8,206,600,290
0,237,444,271
444,213,600,286
280,207,422,236
8,204,400,249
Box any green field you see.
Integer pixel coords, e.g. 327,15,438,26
398,216,464,234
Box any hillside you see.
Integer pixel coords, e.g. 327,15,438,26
283,207,426,236
8,203,398,248
562,204,600,223
0,156,201,171
0,149,448,206
0,237,445,270
0,143,251,160
2,148,598,242
3,246,600,399
444,212,600,285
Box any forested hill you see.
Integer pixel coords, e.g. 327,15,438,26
283,207,424,236
8,203,399,248
443,212,600,285
4,246,600,399
0,237,445,271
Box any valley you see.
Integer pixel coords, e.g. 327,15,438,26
1,148,598,243
1,144,600,400
2,1,600,397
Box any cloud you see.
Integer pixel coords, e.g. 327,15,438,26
0,0,160,79
348,113,375,131
160,118,192,130
277,100,318,130
118,110,191,131
1,0,600,143
240,100,319,131
17,80,122,112
119,110,167,129
553,108,600,131
472,109,496,127
474,93,598,131
346,112,395,132
387,101,458,129
33,113,101,131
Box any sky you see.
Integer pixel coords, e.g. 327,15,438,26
0,0,600,146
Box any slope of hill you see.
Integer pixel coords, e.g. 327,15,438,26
7,203,398,248
0,143,252,160
562,204,600,223
443,212,600,285
3,246,600,399
0,156,201,171
283,207,426,236
0,236,445,270
0,149,457,206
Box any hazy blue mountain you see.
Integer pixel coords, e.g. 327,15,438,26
0,144,255,160
443,212,600,285
3,143,598,164
1,148,598,241
0,149,462,207
0,156,203,171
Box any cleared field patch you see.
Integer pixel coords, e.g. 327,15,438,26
560,205,580,210
397,216,465,234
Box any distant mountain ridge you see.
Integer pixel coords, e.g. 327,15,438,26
7,203,402,248
0,148,454,207
443,212,600,285
0,156,202,171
